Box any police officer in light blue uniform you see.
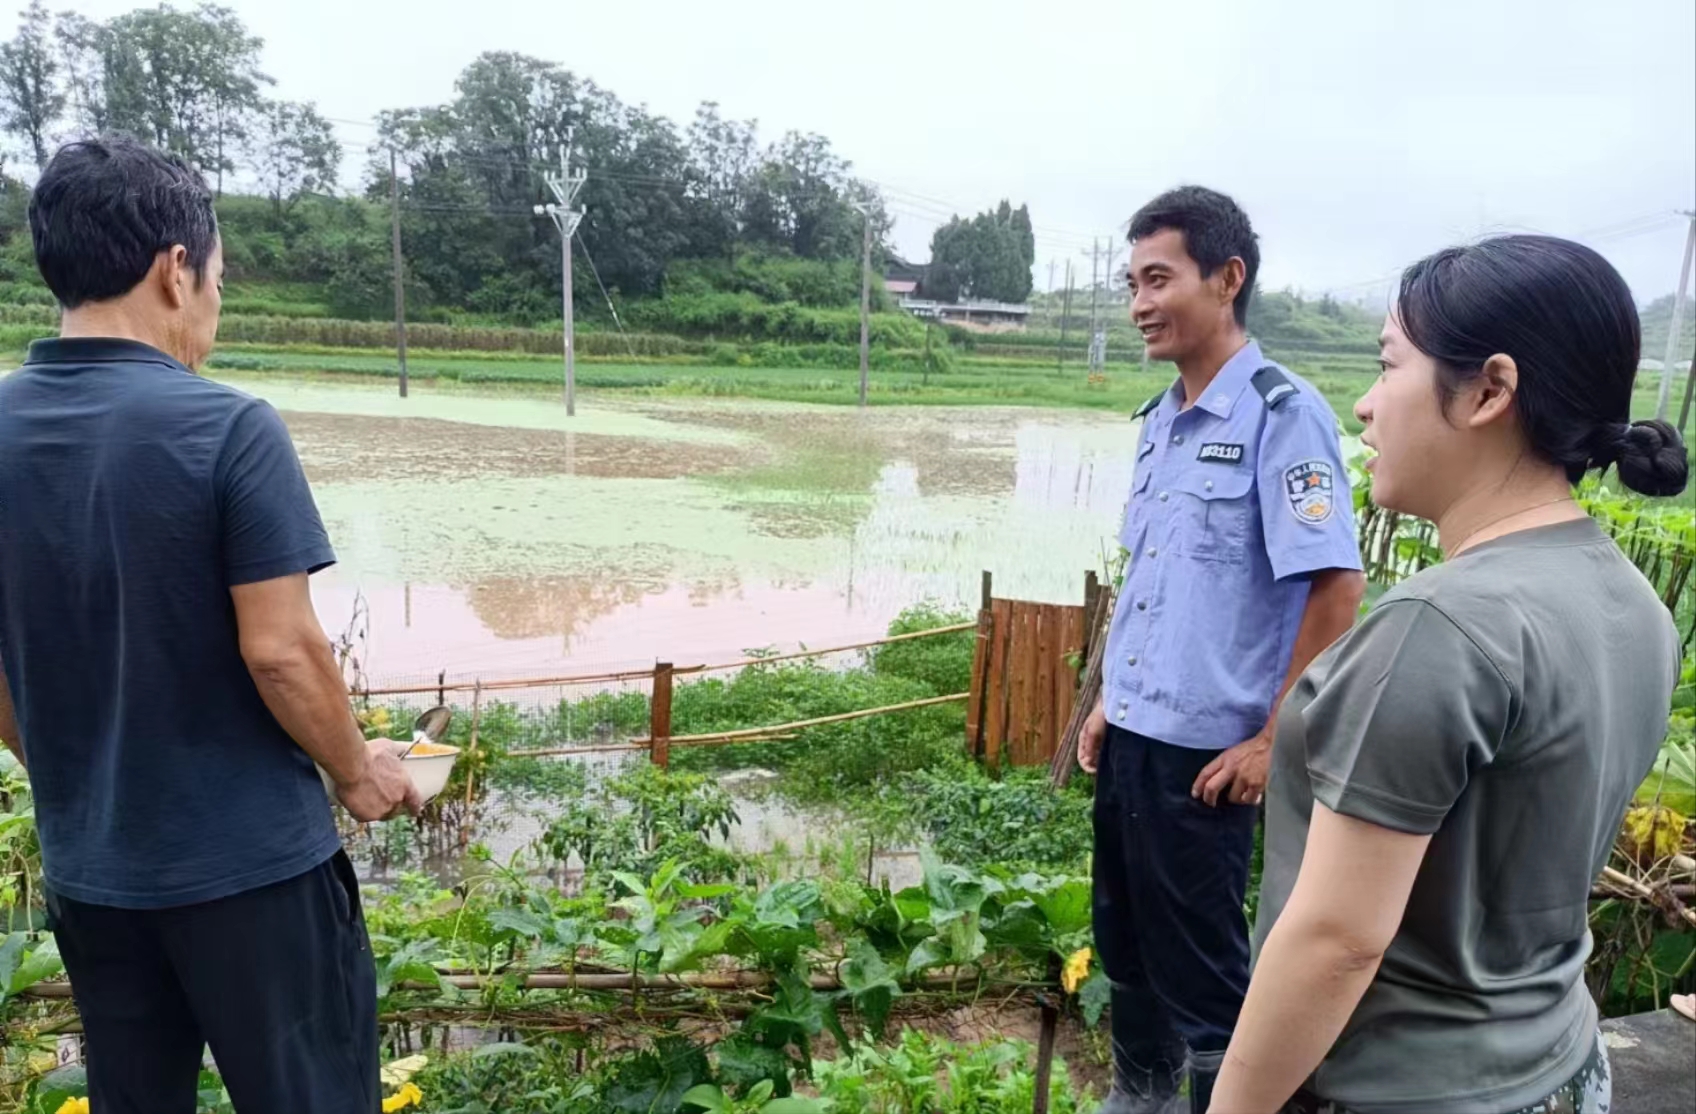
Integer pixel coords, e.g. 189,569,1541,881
1077,188,1365,1114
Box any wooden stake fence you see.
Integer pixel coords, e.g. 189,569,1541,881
351,623,977,701
503,693,968,760
348,622,979,770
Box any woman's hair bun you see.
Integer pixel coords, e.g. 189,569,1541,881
1613,419,1689,498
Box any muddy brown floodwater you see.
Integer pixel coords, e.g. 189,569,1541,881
217,375,1137,685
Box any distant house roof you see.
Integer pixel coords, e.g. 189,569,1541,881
885,279,919,295
883,253,927,285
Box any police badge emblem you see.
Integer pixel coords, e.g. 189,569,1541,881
1284,460,1335,524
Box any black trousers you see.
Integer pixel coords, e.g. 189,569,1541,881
1092,726,1258,1065
46,850,380,1114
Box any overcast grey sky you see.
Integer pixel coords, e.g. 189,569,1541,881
66,0,1696,304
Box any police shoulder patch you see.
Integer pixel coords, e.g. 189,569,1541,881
1283,460,1336,525
1251,366,1298,410
1133,392,1164,419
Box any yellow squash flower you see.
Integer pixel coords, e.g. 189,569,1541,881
383,1082,424,1112
54,1099,90,1114
1061,946,1093,994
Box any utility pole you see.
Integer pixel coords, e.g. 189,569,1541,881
1047,259,1057,327
1678,332,1696,433
1056,260,1073,375
1098,240,1122,372
536,128,588,415
389,148,408,399
1087,239,1101,338
1655,211,1695,421
858,204,873,408
1084,239,1105,376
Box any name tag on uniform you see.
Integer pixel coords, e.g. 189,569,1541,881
1197,442,1244,465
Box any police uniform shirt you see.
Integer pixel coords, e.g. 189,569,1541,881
1102,340,1364,750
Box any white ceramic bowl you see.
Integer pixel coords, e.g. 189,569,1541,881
400,745,460,803
318,744,461,807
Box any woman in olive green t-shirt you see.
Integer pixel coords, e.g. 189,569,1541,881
1210,235,1688,1114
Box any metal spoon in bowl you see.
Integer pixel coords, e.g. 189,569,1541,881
398,706,453,759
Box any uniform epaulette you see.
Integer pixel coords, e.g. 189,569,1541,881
1250,366,1298,410
1133,392,1163,419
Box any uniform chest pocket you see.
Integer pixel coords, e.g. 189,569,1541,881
1119,445,1156,547
1170,469,1254,563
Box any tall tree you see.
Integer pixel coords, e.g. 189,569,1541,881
743,130,866,260
0,0,62,167
925,199,1035,303
249,99,339,212
683,101,757,262
367,51,886,315
98,3,271,192
52,10,107,136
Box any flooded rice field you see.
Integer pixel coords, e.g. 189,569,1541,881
219,375,1138,686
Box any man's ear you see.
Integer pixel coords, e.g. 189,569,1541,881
1464,353,1519,430
1216,257,1246,312
155,245,190,310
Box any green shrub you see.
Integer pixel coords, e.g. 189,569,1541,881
0,281,56,307
867,604,974,694
626,292,922,347
0,303,55,324
666,253,873,309
0,323,52,349
893,765,1093,873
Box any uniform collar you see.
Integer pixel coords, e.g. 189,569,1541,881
1162,339,1265,420
24,336,192,374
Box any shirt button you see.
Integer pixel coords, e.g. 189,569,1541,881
1127,655,1139,667
1136,599,1149,611
1172,434,1186,445
1146,547,1157,559
1159,491,1170,502
1204,480,1214,492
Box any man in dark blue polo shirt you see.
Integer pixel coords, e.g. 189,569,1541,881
0,138,419,1112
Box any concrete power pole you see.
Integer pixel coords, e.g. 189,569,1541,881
389,148,408,399
1085,239,1105,375
1655,211,1695,422
536,128,588,415
1096,240,1121,373
1055,260,1073,375
858,205,873,408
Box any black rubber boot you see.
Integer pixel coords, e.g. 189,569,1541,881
1186,1048,1224,1114
1092,990,1187,1112
1100,1064,1183,1114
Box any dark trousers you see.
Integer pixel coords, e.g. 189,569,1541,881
1092,727,1258,1067
46,850,379,1114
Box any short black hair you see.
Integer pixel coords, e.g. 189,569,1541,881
1397,234,1688,498
1128,185,1260,325
29,136,218,309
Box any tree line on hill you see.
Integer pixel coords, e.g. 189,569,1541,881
0,0,1024,328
